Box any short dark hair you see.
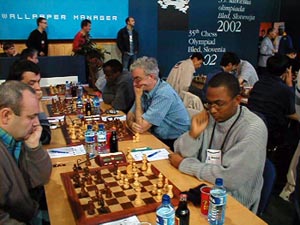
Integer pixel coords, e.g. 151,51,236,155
20,48,38,60
125,17,133,24
190,53,204,61
103,59,123,74
37,17,46,26
267,28,274,35
81,19,91,28
267,54,290,76
208,72,240,98
7,60,40,81
220,52,240,67
2,41,14,50
0,80,36,116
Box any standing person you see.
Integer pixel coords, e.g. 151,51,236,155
26,17,48,56
169,72,268,213
0,81,52,224
117,16,139,71
126,56,190,150
258,28,276,75
166,53,204,96
73,19,92,53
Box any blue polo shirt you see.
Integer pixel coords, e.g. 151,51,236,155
130,79,190,140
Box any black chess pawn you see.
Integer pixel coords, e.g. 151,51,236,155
87,200,95,215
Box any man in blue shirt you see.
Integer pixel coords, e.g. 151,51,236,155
126,56,190,150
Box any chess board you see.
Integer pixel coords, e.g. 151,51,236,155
61,163,181,225
60,117,133,146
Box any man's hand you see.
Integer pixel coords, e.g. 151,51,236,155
39,51,45,56
134,86,144,99
131,122,143,133
24,124,42,149
169,153,184,169
189,110,209,139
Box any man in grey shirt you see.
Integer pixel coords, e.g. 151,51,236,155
169,72,268,213
102,59,134,113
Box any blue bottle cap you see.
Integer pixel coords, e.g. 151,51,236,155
215,178,223,186
162,194,170,203
87,124,92,130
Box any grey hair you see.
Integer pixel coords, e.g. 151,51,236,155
130,56,160,79
0,81,36,116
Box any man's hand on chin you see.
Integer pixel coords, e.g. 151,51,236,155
168,153,184,169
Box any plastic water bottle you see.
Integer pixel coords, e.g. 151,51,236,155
96,123,107,153
208,178,227,225
156,194,175,225
93,95,101,115
65,81,71,98
85,124,95,157
76,96,84,119
77,82,83,98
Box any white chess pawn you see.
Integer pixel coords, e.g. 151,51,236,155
167,184,173,198
119,174,124,185
163,178,169,193
132,162,137,173
141,154,147,171
152,184,158,195
123,178,130,189
133,172,139,187
116,169,121,180
156,189,162,201
134,188,142,205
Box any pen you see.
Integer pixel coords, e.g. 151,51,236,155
49,150,70,154
148,150,161,158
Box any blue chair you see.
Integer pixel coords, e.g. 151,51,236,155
257,159,276,216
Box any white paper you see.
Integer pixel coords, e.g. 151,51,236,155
101,115,126,121
47,145,86,158
130,148,170,161
99,215,140,225
47,115,65,123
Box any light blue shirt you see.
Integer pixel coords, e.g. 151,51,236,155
130,79,190,139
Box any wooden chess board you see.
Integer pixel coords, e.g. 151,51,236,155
60,117,134,146
61,163,181,225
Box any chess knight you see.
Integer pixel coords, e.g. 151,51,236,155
158,0,190,14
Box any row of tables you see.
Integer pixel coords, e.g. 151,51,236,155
42,99,267,225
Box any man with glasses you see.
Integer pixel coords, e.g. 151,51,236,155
169,72,268,213
26,17,48,56
102,59,134,113
126,56,190,150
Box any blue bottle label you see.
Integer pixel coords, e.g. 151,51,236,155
156,215,174,225
210,195,226,205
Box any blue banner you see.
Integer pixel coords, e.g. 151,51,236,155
0,0,128,40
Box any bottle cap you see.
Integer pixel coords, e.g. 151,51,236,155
215,178,223,186
98,123,105,129
162,194,170,203
87,124,92,130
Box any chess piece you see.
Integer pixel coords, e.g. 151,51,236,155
106,188,112,198
126,163,133,178
132,162,137,173
167,184,174,198
95,170,103,184
85,153,91,166
157,173,163,188
146,162,153,175
135,133,140,142
86,175,93,185
123,178,130,189
87,200,95,215
119,174,124,185
152,184,158,195
164,178,169,193
133,172,139,188
134,188,142,206
141,154,147,171
79,181,88,198
116,169,121,180
156,189,162,201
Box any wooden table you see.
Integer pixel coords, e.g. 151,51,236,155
42,96,267,225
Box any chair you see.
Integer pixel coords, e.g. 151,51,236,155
181,91,204,111
257,159,276,216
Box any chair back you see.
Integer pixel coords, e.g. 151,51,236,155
257,158,276,216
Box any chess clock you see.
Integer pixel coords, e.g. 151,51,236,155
95,152,127,166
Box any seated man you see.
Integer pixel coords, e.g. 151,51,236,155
102,59,134,113
0,41,20,57
166,52,204,97
7,60,51,144
0,81,52,224
20,48,39,64
127,56,190,150
248,54,300,193
169,72,268,213
236,58,259,87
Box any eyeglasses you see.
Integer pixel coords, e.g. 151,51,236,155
204,98,234,110
40,21,47,24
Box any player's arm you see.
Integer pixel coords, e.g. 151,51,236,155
134,87,152,133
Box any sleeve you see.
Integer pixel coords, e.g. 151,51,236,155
26,31,35,48
178,120,268,191
111,82,134,112
22,144,52,188
0,212,26,225
142,93,173,126
38,113,51,145
260,39,273,55
116,29,124,52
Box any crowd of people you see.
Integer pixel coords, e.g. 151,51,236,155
0,16,300,225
